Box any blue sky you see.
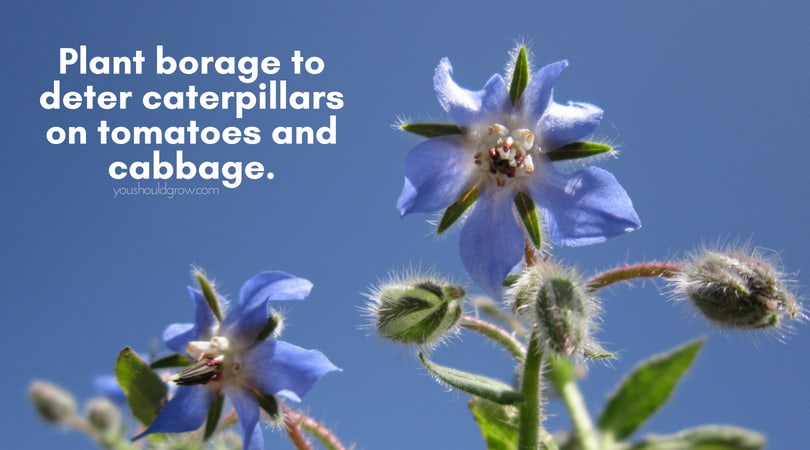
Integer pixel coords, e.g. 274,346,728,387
3,1,809,449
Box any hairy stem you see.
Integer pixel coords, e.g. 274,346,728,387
546,357,598,450
461,315,526,360
518,331,544,450
283,405,313,450
286,409,347,450
587,262,681,292
470,297,528,337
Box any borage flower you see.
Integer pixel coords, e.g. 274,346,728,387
133,271,339,450
397,47,641,299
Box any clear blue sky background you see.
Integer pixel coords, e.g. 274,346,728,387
3,1,809,449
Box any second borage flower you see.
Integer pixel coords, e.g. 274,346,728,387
397,47,641,300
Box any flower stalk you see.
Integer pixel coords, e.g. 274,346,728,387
546,357,598,450
518,331,544,450
283,406,314,450
461,315,526,360
587,262,681,292
285,408,348,450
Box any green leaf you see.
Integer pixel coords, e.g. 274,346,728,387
598,339,704,440
204,394,224,440
115,347,168,426
514,192,541,248
418,352,522,405
469,397,519,450
401,122,463,138
149,354,193,369
627,425,765,450
195,271,223,323
509,46,529,105
547,142,613,162
438,185,479,234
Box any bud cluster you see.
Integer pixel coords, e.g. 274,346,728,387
508,262,604,358
674,248,803,330
365,272,465,347
29,380,78,425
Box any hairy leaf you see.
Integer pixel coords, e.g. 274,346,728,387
470,397,519,450
598,339,704,440
419,352,522,405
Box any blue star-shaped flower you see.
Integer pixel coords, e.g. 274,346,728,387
398,56,641,300
133,271,339,450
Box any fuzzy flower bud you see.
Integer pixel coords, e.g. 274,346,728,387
674,248,802,330
366,272,464,346
28,380,78,425
86,397,122,440
509,263,603,358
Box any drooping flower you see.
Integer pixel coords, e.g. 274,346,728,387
672,245,804,331
364,270,464,347
133,271,339,450
397,47,641,300
508,261,607,359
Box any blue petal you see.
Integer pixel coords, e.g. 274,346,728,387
459,188,526,301
163,287,217,353
132,386,213,440
93,375,126,406
536,101,603,151
434,58,510,126
222,272,313,344
521,60,568,124
163,323,194,354
397,136,476,215
225,387,263,450
529,166,641,246
246,340,339,403
244,423,264,450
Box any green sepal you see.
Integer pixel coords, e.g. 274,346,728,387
203,394,224,441
195,271,223,323
401,122,463,138
252,389,281,420
149,354,193,369
418,352,522,405
469,397,519,450
627,425,765,450
514,192,541,248
115,347,168,426
547,141,613,162
509,46,529,106
256,312,282,341
438,185,479,234
502,274,519,288
598,339,704,440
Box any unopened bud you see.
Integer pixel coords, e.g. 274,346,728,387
366,273,464,346
29,380,78,425
509,263,603,358
86,397,122,439
675,249,802,329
